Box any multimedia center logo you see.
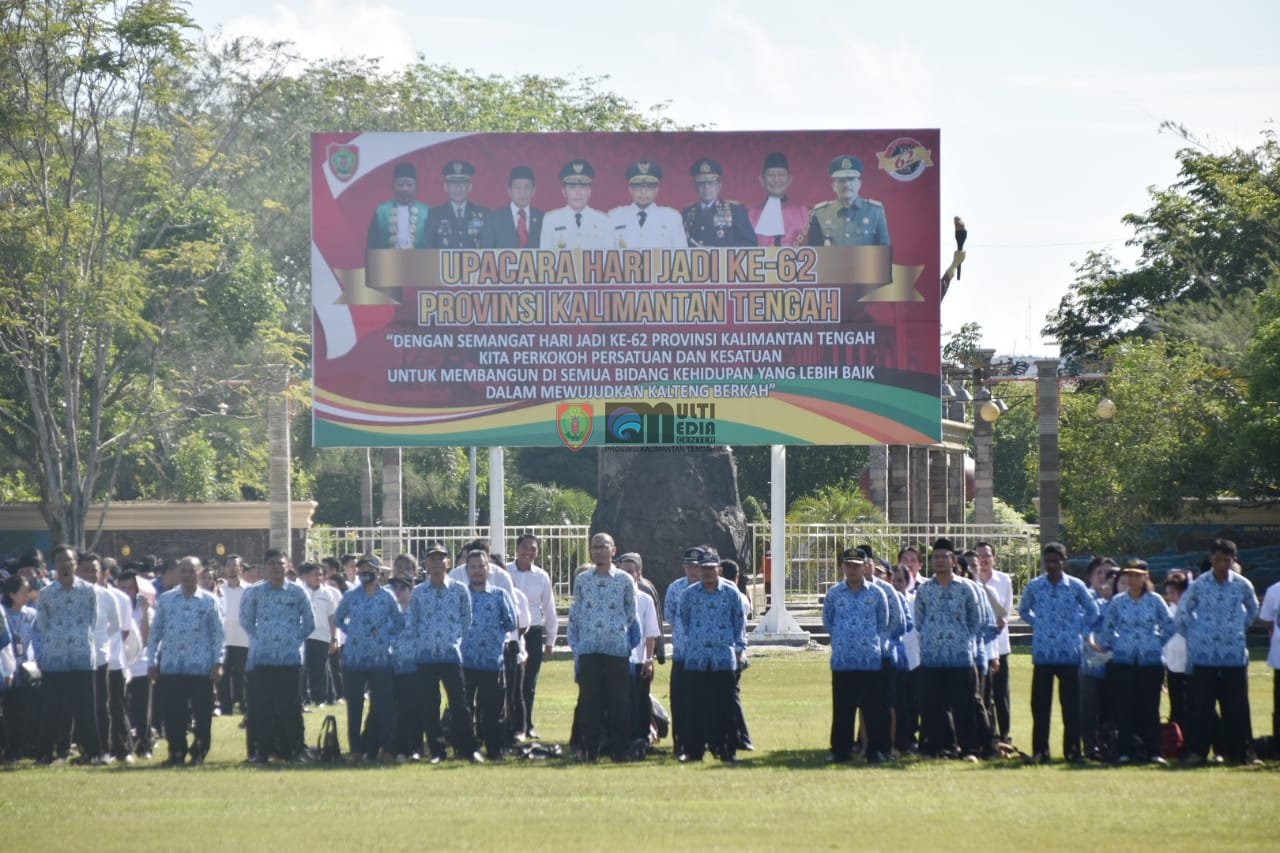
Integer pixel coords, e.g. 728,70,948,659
604,403,717,446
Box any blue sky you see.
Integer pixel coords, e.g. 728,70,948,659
187,0,1280,356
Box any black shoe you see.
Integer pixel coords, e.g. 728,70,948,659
826,752,852,764
189,753,205,767
678,753,703,763
163,755,186,767
247,752,268,765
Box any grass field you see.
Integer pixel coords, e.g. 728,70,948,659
3,648,1277,851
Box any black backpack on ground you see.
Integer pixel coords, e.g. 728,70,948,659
318,714,342,762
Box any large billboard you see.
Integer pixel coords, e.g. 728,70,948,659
311,131,940,448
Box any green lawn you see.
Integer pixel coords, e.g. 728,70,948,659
2,649,1277,851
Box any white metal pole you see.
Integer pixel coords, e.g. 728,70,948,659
488,446,505,557
752,444,807,640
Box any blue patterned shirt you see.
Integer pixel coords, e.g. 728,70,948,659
1175,570,1260,668
1080,592,1110,678
1097,592,1175,666
967,578,999,667
461,585,516,672
823,581,889,671
240,580,314,669
5,606,37,666
335,586,403,672
408,577,471,665
568,567,637,659
869,575,905,660
148,587,224,676
391,608,418,675
664,576,698,661
913,576,980,668
678,578,747,672
1018,573,1099,666
34,578,98,672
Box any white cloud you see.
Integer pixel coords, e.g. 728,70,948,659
215,0,418,68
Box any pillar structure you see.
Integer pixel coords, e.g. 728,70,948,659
1036,359,1062,548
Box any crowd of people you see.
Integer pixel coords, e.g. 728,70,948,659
0,533,1275,768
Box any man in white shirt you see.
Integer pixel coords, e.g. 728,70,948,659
975,542,1014,743
609,160,687,249
619,553,660,751
118,569,154,758
1258,576,1280,743
77,552,122,764
102,562,136,761
218,555,250,716
540,160,613,250
507,533,558,739
299,562,338,706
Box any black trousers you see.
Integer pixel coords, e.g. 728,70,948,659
106,669,133,759
893,668,920,752
522,626,546,734
630,662,653,743
419,662,474,758
919,666,978,756
685,669,736,761
125,676,153,754
503,640,524,740
733,667,752,748
1273,669,1279,741
1188,665,1252,761
972,664,995,755
669,659,689,756
1108,663,1163,759
1,685,36,761
989,653,1011,739
1080,672,1108,756
246,666,304,760
91,664,110,759
1166,670,1190,729
303,638,331,704
161,674,214,761
39,670,100,760
327,651,344,704
1030,664,1081,758
219,645,248,714
344,668,393,758
392,671,424,757
577,653,631,761
464,668,504,757
831,669,884,759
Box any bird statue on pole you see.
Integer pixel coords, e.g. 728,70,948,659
953,216,967,278
941,215,967,299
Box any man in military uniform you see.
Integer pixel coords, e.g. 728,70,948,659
806,156,890,247
609,160,687,249
366,162,431,249
492,166,544,249
429,160,495,249
682,159,756,247
540,160,614,250
748,152,809,247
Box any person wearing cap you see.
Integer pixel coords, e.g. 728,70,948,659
148,556,224,766
460,549,517,761
566,532,637,762
617,552,660,749
367,161,431,249
823,547,891,763
609,160,687,249
681,159,756,247
429,159,494,249
334,555,402,763
240,549,314,763
748,152,810,247
1017,542,1099,764
540,160,613,250
1091,559,1174,764
665,546,708,758
298,562,339,708
913,539,983,760
507,533,557,740
1175,538,1260,765
387,575,423,761
806,155,890,247
677,547,747,763
408,539,478,763
492,165,544,249
858,545,907,760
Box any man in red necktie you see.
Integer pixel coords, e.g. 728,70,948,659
494,165,544,249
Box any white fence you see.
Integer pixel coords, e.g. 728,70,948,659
306,525,591,601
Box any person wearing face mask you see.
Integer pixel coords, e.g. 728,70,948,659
334,555,402,763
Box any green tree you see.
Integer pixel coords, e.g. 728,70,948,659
507,483,596,526
787,482,883,524
990,394,1037,516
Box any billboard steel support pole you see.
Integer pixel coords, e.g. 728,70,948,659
751,444,808,643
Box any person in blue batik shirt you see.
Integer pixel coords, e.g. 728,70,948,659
461,551,517,761
567,532,637,763
35,544,102,764
913,538,982,761
1175,538,1260,765
1018,542,1098,764
678,547,747,763
1091,559,1174,765
335,555,402,763
823,547,890,764
240,548,314,763
663,549,703,760
387,576,424,761
148,556,223,766
409,540,478,764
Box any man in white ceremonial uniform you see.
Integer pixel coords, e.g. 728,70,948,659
609,160,687,249
540,159,614,250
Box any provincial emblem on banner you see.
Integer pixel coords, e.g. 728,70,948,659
557,402,594,451
327,143,359,182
